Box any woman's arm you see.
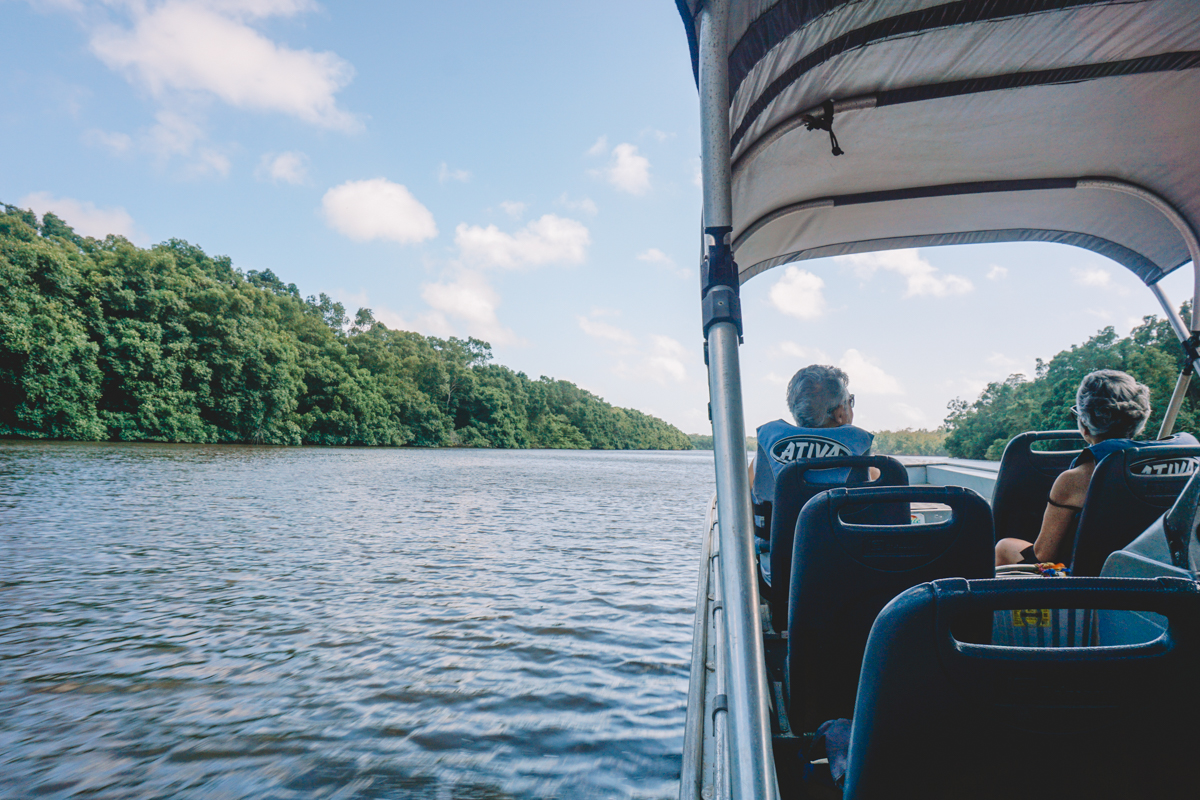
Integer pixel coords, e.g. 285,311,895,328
995,462,1095,567
1029,462,1094,562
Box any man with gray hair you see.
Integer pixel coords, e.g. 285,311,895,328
750,365,876,587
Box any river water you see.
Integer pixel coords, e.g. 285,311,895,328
0,442,714,800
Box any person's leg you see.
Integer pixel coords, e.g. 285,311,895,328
995,537,1034,566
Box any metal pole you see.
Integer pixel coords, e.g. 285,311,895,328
1158,369,1190,440
698,1,778,798
1150,284,1191,345
712,548,730,800
679,497,716,800
1150,284,1197,439
1079,179,1200,330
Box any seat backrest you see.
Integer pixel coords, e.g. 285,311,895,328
843,577,1200,800
1071,444,1200,576
768,455,908,622
992,430,1085,542
786,485,993,732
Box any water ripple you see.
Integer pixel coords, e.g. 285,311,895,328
0,442,712,799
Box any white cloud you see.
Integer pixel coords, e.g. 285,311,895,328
578,311,690,385
83,128,132,154
133,109,228,177
890,403,928,426
421,270,518,345
89,0,358,130
557,194,598,216
985,352,1028,376
636,247,690,278
19,191,141,242
764,371,790,386
839,349,904,395
499,200,526,219
1073,265,1114,288
577,314,636,346
987,264,1008,280
646,335,687,383
637,248,673,266
146,109,204,157
596,143,651,195
321,178,437,244
454,214,589,269
586,135,609,157
438,162,471,183
776,342,829,363
186,147,232,178
769,266,826,319
643,128,674,142
255,150,308,184
836,250,973,297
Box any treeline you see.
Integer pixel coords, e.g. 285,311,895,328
944,311,1197,460
686,434,758,451
873,429,949,456
0,205,691,450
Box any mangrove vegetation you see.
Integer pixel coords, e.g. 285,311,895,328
0,204,691,450
943,309,1198,459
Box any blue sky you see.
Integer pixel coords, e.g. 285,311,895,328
3,0,1192,436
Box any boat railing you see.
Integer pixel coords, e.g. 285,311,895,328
680,494,716,799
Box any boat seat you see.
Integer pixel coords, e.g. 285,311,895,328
1070,443,1200,576
786,485,992,733
991,430,1084,543
841,577,1200,799
764,456,908,624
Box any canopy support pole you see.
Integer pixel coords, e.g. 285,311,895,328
697,1,778,799
1150,284,1196,440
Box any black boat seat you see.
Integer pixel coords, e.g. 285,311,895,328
991,430,1084,543
841,577,1200,800
786,485,993,732
763,455,907,625
1070,443,1200,576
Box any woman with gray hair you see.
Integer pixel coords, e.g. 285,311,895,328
995,369,1195,566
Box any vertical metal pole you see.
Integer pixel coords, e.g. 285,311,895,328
698,1,778,798
1150,284,1196,439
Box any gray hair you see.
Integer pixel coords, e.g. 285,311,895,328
1076,369,1151,439
787,364,851,428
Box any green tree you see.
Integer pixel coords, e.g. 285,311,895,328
944,313,1197,459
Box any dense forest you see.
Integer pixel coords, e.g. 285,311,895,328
943,310,1199,459
0,204,691,450
873,429,949,456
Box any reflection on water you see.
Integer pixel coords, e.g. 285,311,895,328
0,442,713,799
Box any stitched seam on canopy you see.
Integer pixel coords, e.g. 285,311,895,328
729,0,1134,150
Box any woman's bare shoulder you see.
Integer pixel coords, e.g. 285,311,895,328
1051,462,1094,505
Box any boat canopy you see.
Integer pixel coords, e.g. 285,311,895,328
675,0,1200,288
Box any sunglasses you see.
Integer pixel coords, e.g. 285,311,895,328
1069,405,1080,417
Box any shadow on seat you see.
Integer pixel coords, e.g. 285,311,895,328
765,456,908,625
992,430,1084,543
842,577,1200,800
1071,443,1200,576
786,485,993,733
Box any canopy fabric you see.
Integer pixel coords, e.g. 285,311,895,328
676,0,1200,285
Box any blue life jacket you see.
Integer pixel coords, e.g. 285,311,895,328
1070,432,1200,468
752,419,874,505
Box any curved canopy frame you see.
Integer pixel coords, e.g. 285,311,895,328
676,0,1200,310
